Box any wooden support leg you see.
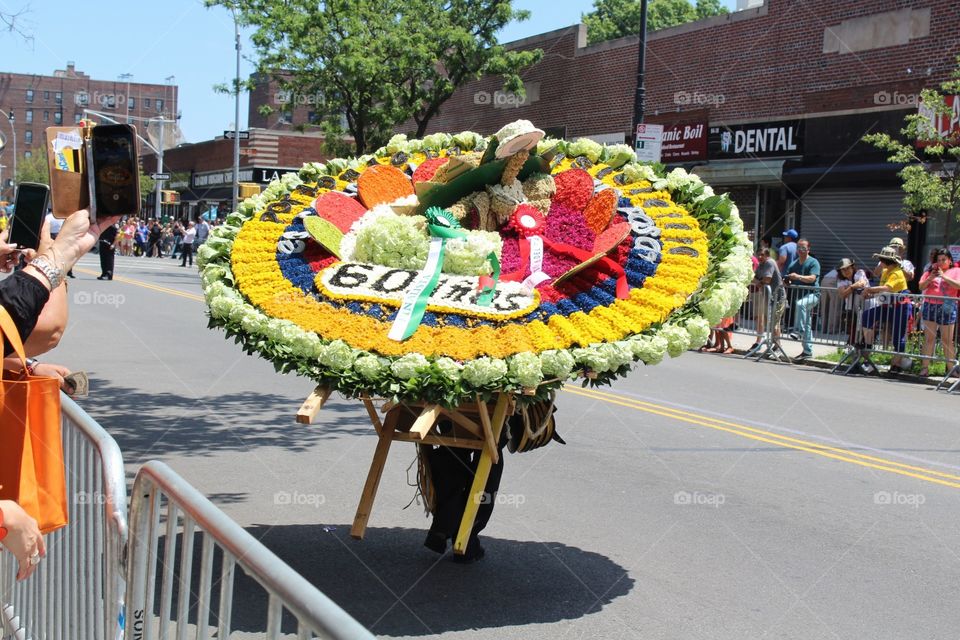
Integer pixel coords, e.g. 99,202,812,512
296,386,332,424
351,411,397,540
361,394,383,435
453,392,511,554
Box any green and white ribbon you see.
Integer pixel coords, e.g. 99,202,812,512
389,207,499,341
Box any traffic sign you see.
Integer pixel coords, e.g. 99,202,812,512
224,130,250,140
151,173,171,181
634,123,664,163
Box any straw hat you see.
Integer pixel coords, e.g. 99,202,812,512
872,246,902,265
888,237,905,248
837,258,855,271
493,120,545,159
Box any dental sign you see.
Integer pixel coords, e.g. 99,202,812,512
708,120,804,159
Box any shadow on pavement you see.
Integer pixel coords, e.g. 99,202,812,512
74,381,370,459
152,524,632,637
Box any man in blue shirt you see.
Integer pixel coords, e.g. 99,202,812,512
785,238,821,362
777,228,799,275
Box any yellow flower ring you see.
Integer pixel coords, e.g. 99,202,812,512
202,133,751,405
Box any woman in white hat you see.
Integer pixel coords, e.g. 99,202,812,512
861,246,911,373
836,258,868,345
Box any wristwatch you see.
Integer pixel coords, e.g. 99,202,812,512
29,255,65,290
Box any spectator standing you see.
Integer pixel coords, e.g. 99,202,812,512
836,258,868,345
171,221,183,260
194,217,210,248
917,248,960,376
862,246,911,373
147,222,163,257
749,247,786,353
784,238,821,362
886,237,915,282
777,229,799,275
180,222,196,267
135,221,148,256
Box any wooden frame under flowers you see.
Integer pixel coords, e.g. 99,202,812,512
298,385,518,556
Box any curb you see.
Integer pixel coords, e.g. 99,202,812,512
729,348,950,385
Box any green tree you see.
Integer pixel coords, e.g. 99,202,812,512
15,148,49,185
582,0,728,45
863,56,960,238
209,0,541,155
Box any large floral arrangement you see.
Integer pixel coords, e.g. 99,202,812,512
198,121,753,406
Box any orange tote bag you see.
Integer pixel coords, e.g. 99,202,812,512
0,306,68,533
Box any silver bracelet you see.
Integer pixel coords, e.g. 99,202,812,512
29,255,65,290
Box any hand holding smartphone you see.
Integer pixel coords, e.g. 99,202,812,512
9,183,50,251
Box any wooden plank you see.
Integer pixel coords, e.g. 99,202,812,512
350,413,397,539
360,393,383,435
441,408,483,438
454,392,511,555
474,394,500,466
295,386,332,424
410,404,441,439
392,433,485,449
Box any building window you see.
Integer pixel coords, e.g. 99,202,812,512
144,98,152,110
74,113,82,124
54,111,62,124
43,110,49,122
24,110,32,124
75,92,89,107
55,92,62,105
23,150,31,158
24,131,32,144
128,97,135,110
105,95,115,109
44,91,50,101
157,99,164,112
25,89,34,103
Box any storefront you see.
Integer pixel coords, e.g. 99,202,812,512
178,165,298,221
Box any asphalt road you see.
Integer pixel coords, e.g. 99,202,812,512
46,253,960,639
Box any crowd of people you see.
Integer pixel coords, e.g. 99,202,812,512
112,218,210,264
705,228,960,377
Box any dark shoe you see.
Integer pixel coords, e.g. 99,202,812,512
787,331,801,341
423,531,447,555
792,352,812,364
97,275,109,280
452,538,485,564
67,271,76,278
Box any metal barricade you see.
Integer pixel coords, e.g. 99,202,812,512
780,283,853,351
1,394,128,640
126,461,373,640
740,284,790,362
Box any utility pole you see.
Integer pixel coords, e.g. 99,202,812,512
119,73,133,123
0,109,17,194
631,0,649,143
155,117,164,220
231,6,241,215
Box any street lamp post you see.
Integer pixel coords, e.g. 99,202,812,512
0,109,17,197
119,73,133,122
231,6,241,215
631,0,649,142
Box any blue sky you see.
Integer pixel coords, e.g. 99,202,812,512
1,0,735,143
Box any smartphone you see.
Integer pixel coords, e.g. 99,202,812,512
87,124,140,221
9,182,50,251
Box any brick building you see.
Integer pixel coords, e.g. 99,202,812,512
0,62,177,199
414,0,960,272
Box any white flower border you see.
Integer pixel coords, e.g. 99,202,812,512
197,134,754,403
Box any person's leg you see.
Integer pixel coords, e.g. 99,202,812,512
425,444,474,552
105,247,115,279
99,245,109,278
796,294,817,355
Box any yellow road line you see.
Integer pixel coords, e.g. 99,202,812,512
564,385,960,489
74,267,205,302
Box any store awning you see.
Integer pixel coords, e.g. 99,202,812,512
691,159,787,186
781,161,906,187
178,187,234,202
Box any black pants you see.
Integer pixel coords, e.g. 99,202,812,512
180,243,194,266
99,245,115,279
426,434,505,545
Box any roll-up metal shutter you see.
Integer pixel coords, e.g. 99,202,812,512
798,189,905,274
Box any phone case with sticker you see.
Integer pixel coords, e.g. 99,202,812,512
45,126,90,219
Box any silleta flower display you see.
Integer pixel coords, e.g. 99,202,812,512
198,120,754,406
